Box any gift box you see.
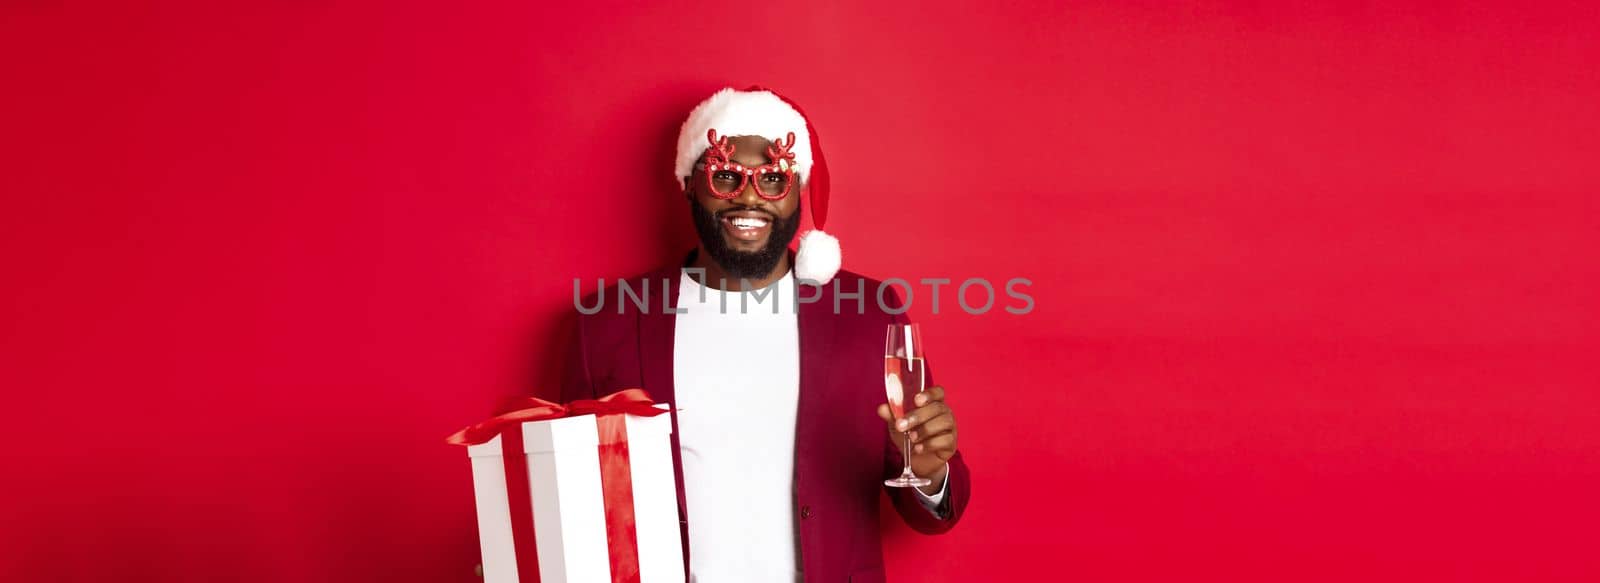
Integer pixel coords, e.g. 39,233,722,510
449,390,685,583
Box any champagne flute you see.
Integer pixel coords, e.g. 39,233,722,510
884,323,932,488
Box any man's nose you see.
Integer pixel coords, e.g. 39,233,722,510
734,175,764,205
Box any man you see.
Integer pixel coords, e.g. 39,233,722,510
561,87,970,582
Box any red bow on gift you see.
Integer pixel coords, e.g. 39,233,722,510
448,389,669,583
446,388,667,446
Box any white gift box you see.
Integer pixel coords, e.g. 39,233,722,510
467,407,684,583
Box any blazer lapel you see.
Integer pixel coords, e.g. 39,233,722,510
636,265,679,419
635,265,687,572
793,278,834,577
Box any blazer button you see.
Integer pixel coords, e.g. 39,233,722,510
800,505,813,520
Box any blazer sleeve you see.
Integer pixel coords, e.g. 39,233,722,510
886,447,972,534
881,286,971,534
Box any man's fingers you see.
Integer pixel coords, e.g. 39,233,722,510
876,403,894,425
894,401,951,432
911,414,954,443
913,434,958,457
912,386,946,407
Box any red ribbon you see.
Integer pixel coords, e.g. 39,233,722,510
448,389,668,583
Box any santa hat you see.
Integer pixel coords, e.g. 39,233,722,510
676,86,840,284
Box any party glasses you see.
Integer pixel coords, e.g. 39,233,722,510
700,129,797,200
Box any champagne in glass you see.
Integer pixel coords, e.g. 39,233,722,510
883,354,924,421
884,323,932,488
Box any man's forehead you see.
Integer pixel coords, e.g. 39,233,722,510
724,134,774,146
703,134,776,163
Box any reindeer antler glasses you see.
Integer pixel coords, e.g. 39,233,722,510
700,129,798,200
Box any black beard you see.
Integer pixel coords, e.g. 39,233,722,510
689,197,803,281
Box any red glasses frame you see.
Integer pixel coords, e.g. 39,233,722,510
700,129,798,200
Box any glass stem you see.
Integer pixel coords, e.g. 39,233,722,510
903,432,914,477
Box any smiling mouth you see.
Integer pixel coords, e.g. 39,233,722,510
720,213,772,242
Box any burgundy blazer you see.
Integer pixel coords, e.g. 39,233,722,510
560,262,971,582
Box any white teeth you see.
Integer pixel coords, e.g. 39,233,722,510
729,217,769,229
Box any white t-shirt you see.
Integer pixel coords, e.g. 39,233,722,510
671,269,947,582
673,270,803,582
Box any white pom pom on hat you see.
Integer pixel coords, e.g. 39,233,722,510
676,86,839,284
793,230,841,284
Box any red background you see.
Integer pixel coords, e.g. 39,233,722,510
3,2,1597,581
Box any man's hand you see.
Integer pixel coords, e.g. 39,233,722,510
876,385,958,495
